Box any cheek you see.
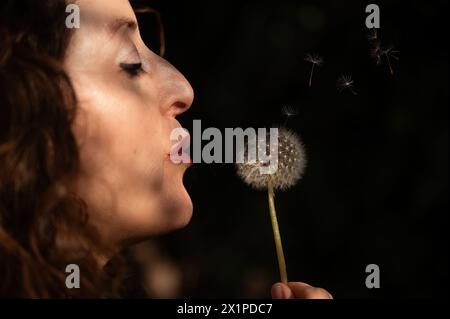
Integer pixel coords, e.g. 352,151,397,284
74,78,166,187
86,108,164,184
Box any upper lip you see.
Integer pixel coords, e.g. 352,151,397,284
169,128,190,151
168,128,191,164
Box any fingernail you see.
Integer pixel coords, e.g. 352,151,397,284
272,284,284,299
273,284,291,299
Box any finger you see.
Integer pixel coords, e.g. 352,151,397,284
271,283,295,299
287,282,333,299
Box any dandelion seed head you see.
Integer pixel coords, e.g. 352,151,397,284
236,127,307,191
337,74,353,88
281,105,299,118
304,53,323,66
337,74,357,95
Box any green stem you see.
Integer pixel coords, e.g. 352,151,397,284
267,181,288,284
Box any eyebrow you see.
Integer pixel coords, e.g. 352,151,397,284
108,18,138,36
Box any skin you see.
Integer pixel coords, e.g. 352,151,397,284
271,282,333,299
64,0,332,299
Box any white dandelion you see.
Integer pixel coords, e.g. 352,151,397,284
236,127,307,283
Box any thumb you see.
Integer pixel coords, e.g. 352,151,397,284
271,283,294,299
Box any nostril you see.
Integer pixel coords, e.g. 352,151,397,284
170,81,194,116
176,73,194,108
172,101,190,115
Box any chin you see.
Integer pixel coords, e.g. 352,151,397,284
156,161,193,234
172,186,193,230
127,191,192,242
158,180,193,234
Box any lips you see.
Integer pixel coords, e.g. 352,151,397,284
168,130,192,165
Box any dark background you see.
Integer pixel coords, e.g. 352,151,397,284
131,0,449,298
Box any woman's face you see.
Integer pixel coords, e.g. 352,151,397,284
64,0,194,248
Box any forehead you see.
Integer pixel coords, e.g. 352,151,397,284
75,0,137,32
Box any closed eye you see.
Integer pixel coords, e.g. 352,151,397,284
120,62,143,77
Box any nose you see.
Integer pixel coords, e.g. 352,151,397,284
157,56,194,117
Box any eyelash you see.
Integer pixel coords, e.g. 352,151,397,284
120,62,143,77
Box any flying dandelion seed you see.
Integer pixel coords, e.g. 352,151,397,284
381,45,399,75
367,30,399,75
304,53,323,88
281,105,299,125
281,105,299,118
337,74,357,95
236,127,307,283
370,44,399,75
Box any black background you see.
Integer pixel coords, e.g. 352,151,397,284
133,0,448,298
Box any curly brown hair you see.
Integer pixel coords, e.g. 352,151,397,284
0,0,123,298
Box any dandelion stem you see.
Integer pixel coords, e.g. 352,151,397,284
267,181,288,284
308,64,315,88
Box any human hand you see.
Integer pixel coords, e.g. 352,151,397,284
271,282,333,299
